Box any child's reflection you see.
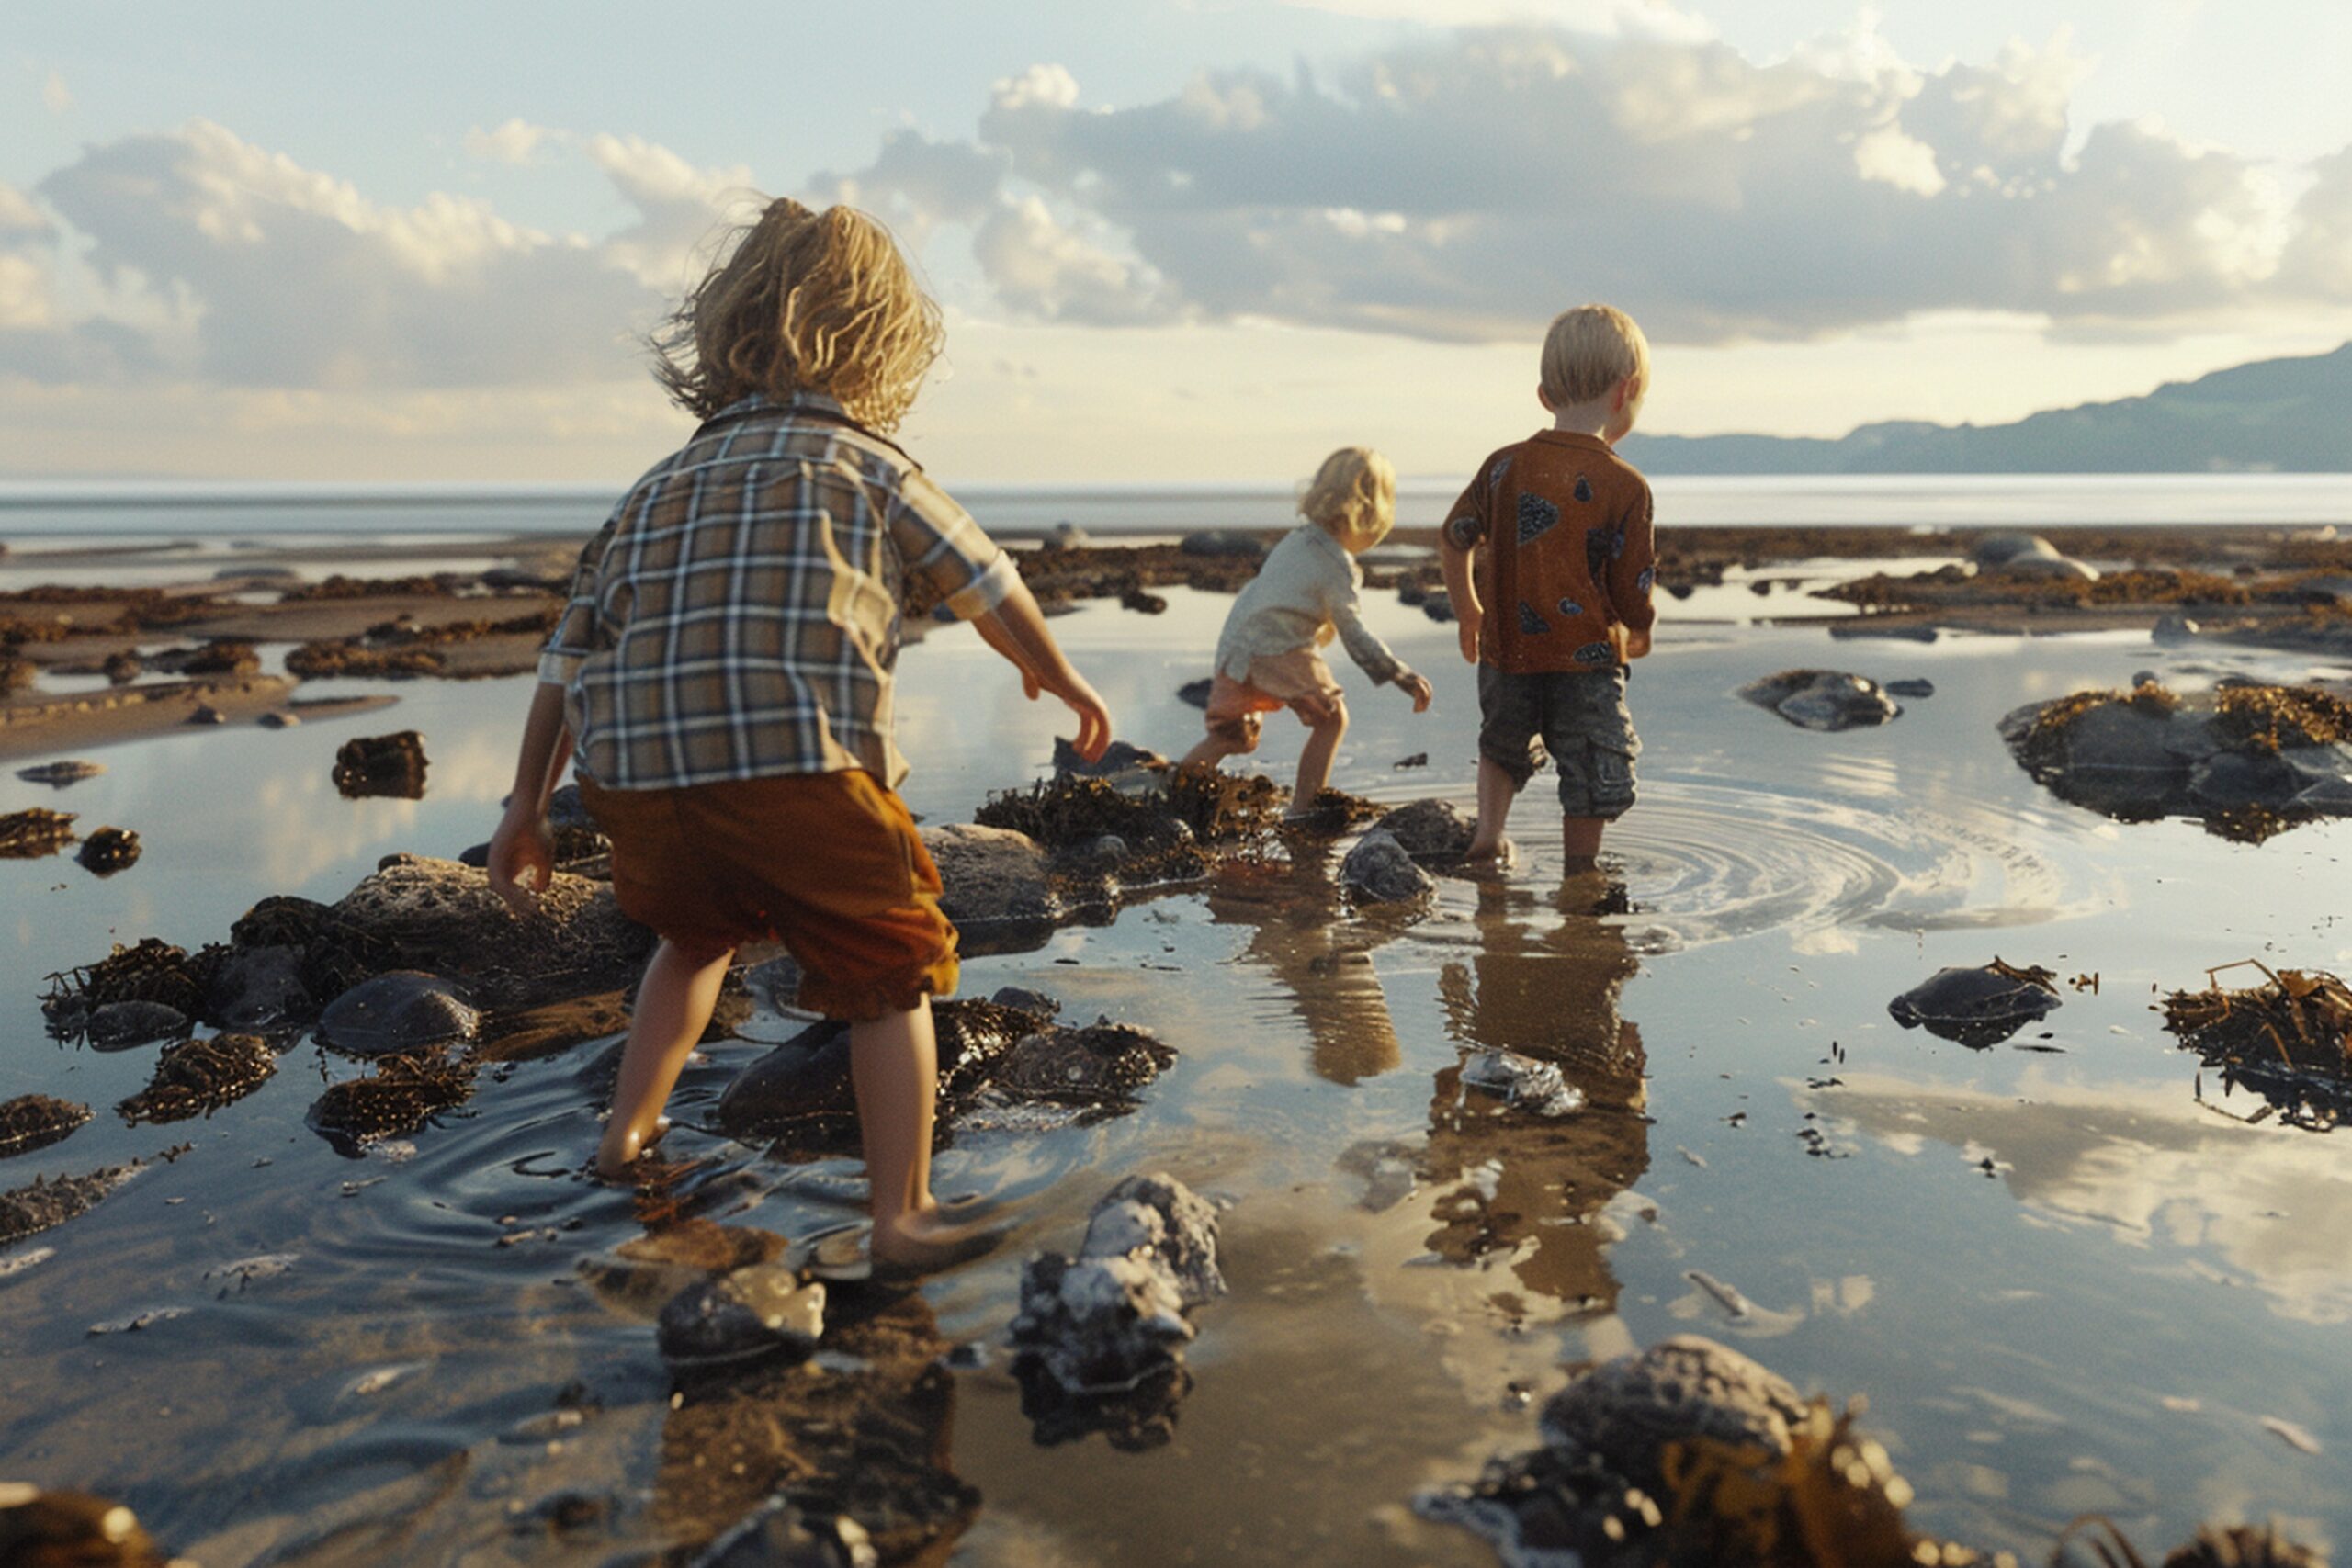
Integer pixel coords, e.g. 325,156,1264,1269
1205,836,1406,1086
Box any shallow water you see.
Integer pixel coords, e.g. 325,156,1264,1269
3,587,2350,1564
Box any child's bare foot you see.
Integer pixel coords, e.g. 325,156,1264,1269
594,1115,672,1179
1462,837,1515,868
809,1201,1003,1281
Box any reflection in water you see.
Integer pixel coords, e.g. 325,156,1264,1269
1815,1070,2352,1325
1422,880,1651,1320
1208,840,1405,1085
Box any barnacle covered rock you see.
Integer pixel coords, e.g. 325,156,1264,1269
307,1051,478,1151
1887,959,2064,1048
0,807,77,859
332,729,429,799
116,1033,277,1124
74,826,141,875
0,1094,92,1160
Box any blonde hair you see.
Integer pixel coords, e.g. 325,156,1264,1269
1299,446,1396,549
650,198,944,432
1540,303,1650,408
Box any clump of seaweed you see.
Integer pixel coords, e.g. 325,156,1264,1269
1281,788,1386,837
307,1051,478,1151
1163,764,1289,843
0,807,78,859
2163,960,2352,1126
281,573,466,601
42,938,220,1031
116,1034,278,1124
286,641,446,679
976,776,1189,851
2055,1517,2324,1568
0,1093,93,1159
2208,683,2352,754
333,730,429,799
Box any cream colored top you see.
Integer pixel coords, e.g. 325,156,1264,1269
1213,525,1404,687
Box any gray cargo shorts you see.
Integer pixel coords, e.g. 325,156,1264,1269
1477,664,1641,819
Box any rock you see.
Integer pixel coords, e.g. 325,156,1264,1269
333,729,428,799
0,649,37,695
205,944,315,1031
1883,678,1935,699
307,1052,478,1151
102,650,143,684
1012,1251,1194,1394
1996,554,2100,581
1052,736,1165,781
1175,677,1213,709
1080,1173,1225,1307
1972,531,2060,566
1372,798,1477,863
1039,520,1089,550
258,711,300,729
317,972,481,1055
989,1021,1176,1106
1118,586,1169,615
0,1487,179,1568
117,1034,277,1123
1393,751,1430,769
658,1266,825,1371
0,1162,141,1247
0,807,77,859
15,761,106,789
1737,670,1900,731
1419,590,1456,624
2189,750,2303,812
1179,530,1266,558
41,939,211,1033
921,825,1060,954
1540,1335,1813,1495
187,704,226,726
2153,613,2202,644
82,999,190,1050
1340,829,1436,903
1887,960,2063,1048
75,827,141,875
989,986,1060,1016
2289,574,2352,607
692,1499,877,1568
0,1094,92,1160
1459,1048,1589,1116
331,855,653,1008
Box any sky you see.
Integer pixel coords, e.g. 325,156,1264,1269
3,0,2350,484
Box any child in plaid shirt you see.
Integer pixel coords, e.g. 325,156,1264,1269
490,199,1111,1275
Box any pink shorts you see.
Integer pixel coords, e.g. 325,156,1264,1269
1203,649,1345,750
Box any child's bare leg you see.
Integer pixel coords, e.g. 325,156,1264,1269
1291,699,1348,806
1178,733,1238,774
1465,755,1519,860
598,938,735,1177
1562,817,1606,874
850,998,989,1266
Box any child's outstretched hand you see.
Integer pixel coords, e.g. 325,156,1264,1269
487,803,554,916
1024,667,1114,762
1457,617,1480,666
1397,670,1434,713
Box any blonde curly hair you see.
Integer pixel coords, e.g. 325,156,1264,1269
650,198,944,433
1298,446,1396,550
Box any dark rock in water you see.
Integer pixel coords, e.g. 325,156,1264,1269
205,944,314,1031
1883,678,1935,699
922,825,1060,955
1011,1171,1220,1445
102,649,143,684
989,1021,1175,1106
307,1051,478,1152
1119,586,1169,615
331,855,653,1008
1373,798,1477,863
334,729,429,799
2153,613,2202,645
1340,829,1435,903
1737,670,1901,731
1179,530,1266,558
83,999,191,1050
1040,520,1089,550
0,1162,141,1246
2002,682,2352,841
691,1498,876,1568
117,1033,277,1123
1972,531,2059,566
1176,677,1213,709
187,704,226,726
1542,1336,1812,1495
0,649,37,695
659,1265,824,1371
1887,959,2062,1047
75,827,141,875
989,985,1060,1016
1997,554,2099,581
1459,1048,1588,1116
718,998,1057,1147
1393,751,1430,769
0,807,77,859
1052,736,1165,780
43,939,212,1035
1419,589,1455,624
258,710,300,729
1281,788,1385,839
0,1486,179,1567
318,971,481,1055
15,760,106,789
0,1094,92,1160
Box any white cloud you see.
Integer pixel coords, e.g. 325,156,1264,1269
972,196,1174,325
463,118,553,164
1276,0,1713,43
991,63,1080,113
583,133,762,289
1852,124,1946,197
41,69,74,117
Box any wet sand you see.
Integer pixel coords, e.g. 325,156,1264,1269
2,537,2351,1564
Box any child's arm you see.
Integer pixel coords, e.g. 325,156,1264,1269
489,682,571,913
1606,479,1659,663
1439,540,1482,666
969,577,1114,761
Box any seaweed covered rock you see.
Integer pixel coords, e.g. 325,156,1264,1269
921,824,1060,954
1417,1336,2003,1568
1459,1047,1589,1116
1738,670,1902,732
307,1051,478,1151
1887,960,2063,1048
43,939,213,1036
116,1034,277,1124
1340,829,1436,904
1011,1173,1223,1447
658,1266,825,1373
74,827,141,875
332,729,429,800
0,1162,141,1247
331,855,652,1009
0,1094,92,1160
1374,798,1479,863
0,807,77,858
2002,682,2352,841
0,647,36,695
83,999,190,1050
2163,962,2352,1127
0,1486,181,1568
317,971,481,1056
16,760,105,789
989,1021,1176,1106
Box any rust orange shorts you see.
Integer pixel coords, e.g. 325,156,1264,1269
1203,649,1345,751
577,769,958,1021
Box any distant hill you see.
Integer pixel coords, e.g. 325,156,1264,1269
1621,342,2352,474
